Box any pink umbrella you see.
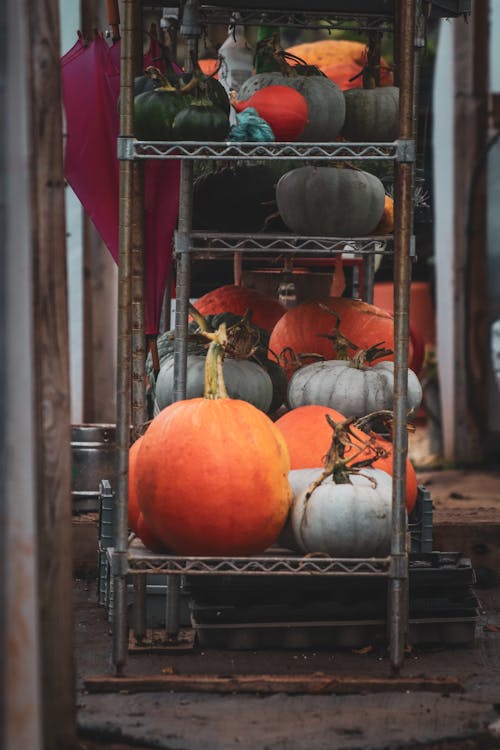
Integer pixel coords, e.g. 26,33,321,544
61,32,180,334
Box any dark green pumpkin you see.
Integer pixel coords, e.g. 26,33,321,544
172,100,229,141
134,86,191,141
193,164,284,232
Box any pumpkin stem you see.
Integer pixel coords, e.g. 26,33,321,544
278,347,325,373
350,341,394,369
304,414,373,498
354,409,416,442
203,324,229,400
362,32,382,89
143,65,180,93
188,303,211,332
225,309,262,360
316,306,358,360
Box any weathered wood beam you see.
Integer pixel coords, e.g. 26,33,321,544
28,0,76,746
84,673,463,695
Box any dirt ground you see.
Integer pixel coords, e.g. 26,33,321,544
75,423,500,750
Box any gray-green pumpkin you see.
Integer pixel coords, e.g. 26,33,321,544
342,86,399,142
276,166,385,236
238,73,345,142
155,354,273,413
287,359,423,418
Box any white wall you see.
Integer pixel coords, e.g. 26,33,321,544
60,0,83,424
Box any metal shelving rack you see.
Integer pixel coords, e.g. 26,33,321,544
112,0,419,676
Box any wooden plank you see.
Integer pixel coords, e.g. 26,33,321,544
451,3,490,462
28,0,76,746
84,673,463,696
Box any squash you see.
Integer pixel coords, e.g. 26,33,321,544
284,413,394,555
238,55,345,142
287,356,423,418
134,79,192,141
127,436,143,534
193,164,283,233
230,85,308,142
198,58,220,78
289,466,393,556
146,309,286,411
342,86,399,142
172,99,229,141
286,39,394,90
194,284,286,334
276,166,385,237
155,353,273,413
165,54,230,116
135,325,292,556
275,404,417,512
136,512,169,553
372,194,394,235
269,297,396,376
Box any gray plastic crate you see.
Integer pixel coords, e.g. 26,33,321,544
409,485,433,554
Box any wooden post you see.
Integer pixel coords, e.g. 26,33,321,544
452,1,490,463
27,0,76,746
81,0,118,424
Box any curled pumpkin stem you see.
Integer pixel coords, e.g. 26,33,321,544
279,346,325,372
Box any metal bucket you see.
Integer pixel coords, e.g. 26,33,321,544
71,424,116,513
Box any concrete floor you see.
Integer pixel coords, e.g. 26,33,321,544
75,574,500,750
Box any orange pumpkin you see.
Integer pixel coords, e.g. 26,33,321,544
275,404,417,512
372,195,394,235
194,284,286,334
286,39,393,90
135,328,292,555
128,436,143,534
136,512,169,553
269,297,398,378
198,58,219,78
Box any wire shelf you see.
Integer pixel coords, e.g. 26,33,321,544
196,7,393,31
126,546,393,577
178,232,392,255
127,140,400,162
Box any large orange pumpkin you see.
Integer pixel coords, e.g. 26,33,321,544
136,512,169,553
128,436,143,534
135,329,292,555
194,284,286,334
286,39,394,91
269,297,397,378
275,404,417,512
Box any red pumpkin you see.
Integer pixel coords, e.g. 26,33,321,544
269,297,398,378
231,85,309,142
275,404,417,512
194,284,286,334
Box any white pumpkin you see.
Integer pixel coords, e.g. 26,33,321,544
287,359,422,418
288,466,394,556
